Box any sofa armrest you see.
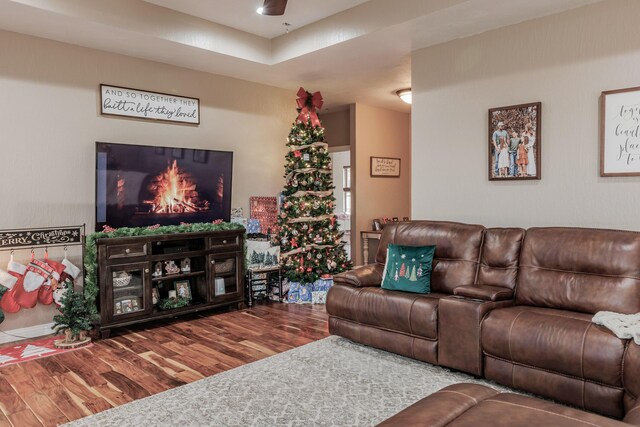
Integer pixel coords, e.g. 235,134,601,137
333,264,383,288
624,343,640,424
625,401,640,426
453,285,514,301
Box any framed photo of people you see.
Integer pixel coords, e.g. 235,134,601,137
600,86,640,176
488,102,541,181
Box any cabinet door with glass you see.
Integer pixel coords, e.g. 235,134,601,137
106,261,151,321
208,253,242,303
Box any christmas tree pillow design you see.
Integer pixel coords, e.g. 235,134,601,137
381,244,436,294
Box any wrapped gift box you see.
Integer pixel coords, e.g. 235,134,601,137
247,218,261,234
312,291,327,304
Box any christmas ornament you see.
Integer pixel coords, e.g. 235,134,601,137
164,260,180,275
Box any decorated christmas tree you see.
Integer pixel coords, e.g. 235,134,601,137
278,88,351,284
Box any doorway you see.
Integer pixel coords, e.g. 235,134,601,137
329,150,351,260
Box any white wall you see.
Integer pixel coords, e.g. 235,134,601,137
0,30,292,335
412,0,640,229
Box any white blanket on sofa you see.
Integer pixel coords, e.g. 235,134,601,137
593,311,640,345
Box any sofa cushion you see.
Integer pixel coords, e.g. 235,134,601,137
381,244,436,294
375,221,484,294
482,306,626,387
517,227,640,314
476,228,525,290
326,284,447,340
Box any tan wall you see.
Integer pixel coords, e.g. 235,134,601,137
353,103,411,265
411,0,640,229
322,109,351,147
0,30,292,335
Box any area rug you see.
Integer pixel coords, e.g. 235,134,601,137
0,334,92,366
64,336,514,427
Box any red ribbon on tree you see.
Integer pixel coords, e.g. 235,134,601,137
296,87,323,127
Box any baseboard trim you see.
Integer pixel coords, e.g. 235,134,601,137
0,322,55,344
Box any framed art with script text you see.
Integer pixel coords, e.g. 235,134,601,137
100,84,200,125
370,157,400,177
600,86,640,176
488,102,541,181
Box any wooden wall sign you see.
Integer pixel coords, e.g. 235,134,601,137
370,157,401,177
600,86,640,176
100,84,200,125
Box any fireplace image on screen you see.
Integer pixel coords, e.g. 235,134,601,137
96,142,233,230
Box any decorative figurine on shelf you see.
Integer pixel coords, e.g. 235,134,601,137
181,257,191,273
152,287,159,305
153,262,163,278
164,260,180,275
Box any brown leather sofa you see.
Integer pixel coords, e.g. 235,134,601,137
326,221,640,422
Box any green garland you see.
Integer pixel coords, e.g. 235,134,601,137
158,297,190,310
84,222,245,316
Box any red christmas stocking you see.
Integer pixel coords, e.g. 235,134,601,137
0,270,17,290
15,259,58,309
0,260,27,313
38,260,65,306
52,258,81,308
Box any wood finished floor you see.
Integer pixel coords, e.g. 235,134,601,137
0,303,329,427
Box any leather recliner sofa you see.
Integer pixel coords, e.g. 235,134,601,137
326,221,640,423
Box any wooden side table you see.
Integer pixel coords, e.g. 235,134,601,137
361,230,382,265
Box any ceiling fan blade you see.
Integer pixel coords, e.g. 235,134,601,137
261,0,288,16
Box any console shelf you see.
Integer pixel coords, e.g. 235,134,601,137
97,229,245,338
151,270,206,283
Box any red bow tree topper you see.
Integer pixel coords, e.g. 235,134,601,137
296,87,324,127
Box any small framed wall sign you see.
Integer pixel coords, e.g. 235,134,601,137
370,157,401,177
600,86,640,176
100,84,200,124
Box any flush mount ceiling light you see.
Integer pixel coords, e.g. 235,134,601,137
396,88,412,105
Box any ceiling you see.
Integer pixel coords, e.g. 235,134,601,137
0,0,603,112
143,0,371,38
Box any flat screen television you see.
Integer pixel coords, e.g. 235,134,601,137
95,142,233,231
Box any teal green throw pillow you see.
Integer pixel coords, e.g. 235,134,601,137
381,244,436,294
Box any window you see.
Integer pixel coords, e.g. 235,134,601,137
343,166,351,215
